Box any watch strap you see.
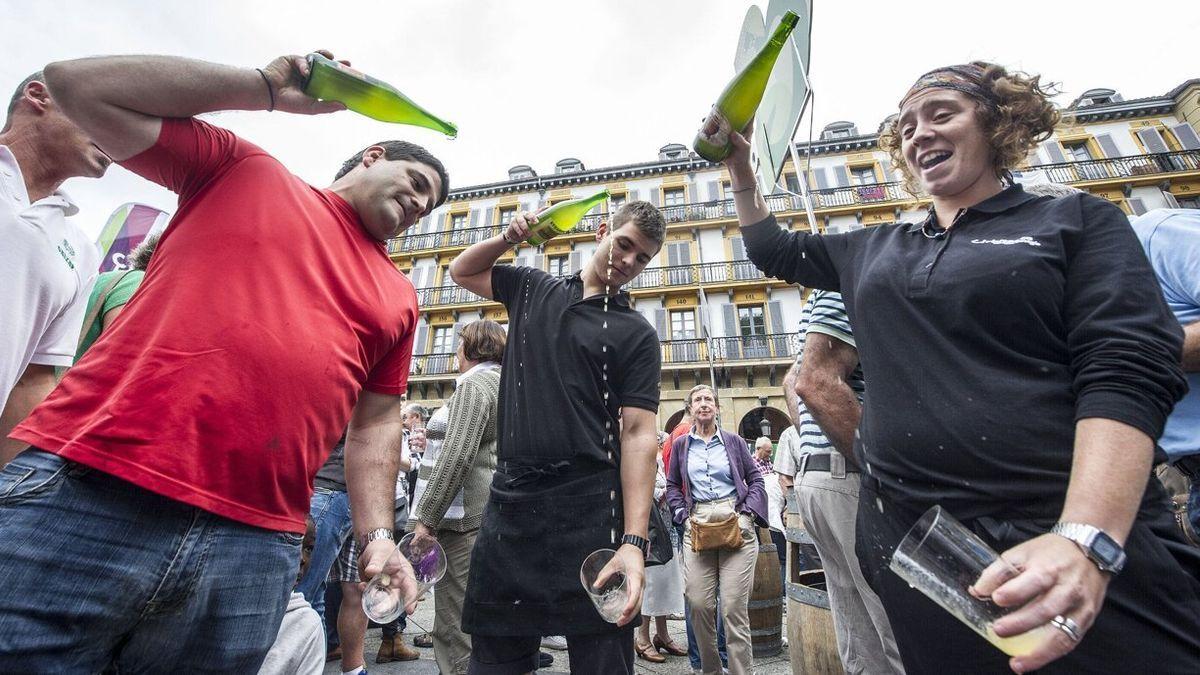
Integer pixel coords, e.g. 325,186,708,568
621,533,650,558
361,527,395,548
1051,522,1125,574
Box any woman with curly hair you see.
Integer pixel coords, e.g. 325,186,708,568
727,62,1200,672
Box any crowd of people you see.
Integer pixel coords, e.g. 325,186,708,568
0,48,1198,675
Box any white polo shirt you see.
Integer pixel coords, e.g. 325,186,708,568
0,145,98,403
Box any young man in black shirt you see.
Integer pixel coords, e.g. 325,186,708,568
450,200,665,675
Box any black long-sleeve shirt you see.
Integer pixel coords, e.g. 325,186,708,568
743,185,1186,519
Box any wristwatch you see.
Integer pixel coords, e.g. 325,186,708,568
620,534,650,558
360,528,395,548
1050,522,1126,575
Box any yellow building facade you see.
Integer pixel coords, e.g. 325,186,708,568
393,77,1200,442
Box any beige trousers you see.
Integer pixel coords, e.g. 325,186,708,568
682,497,758,675
433,528,478,675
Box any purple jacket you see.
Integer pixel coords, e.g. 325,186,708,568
665,428,769,529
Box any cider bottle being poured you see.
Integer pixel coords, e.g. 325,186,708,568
526,189,611,247
303,53,458,138
692,11,800,162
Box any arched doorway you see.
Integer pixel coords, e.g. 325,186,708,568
738,406,790,443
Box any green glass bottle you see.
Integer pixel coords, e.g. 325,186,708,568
693,11,800,162
303,54,458,138
525,189,612,246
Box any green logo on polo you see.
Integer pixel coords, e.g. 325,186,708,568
57,239,77,270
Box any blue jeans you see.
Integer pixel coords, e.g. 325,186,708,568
686,597,727,670
1190,480,1200,536
296,487,352,628
0,448,299,672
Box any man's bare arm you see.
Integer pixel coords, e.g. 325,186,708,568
1182,321,1199,372
344,391,405,578
0,364,57,465
43,53,343,161
795,332,862,466
450,211,537,300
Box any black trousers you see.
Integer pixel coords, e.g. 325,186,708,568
855,479,1200,674
468,627,634,675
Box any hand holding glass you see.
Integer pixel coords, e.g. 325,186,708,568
889,505,1055,656
580,548,628,623
361,532,447,623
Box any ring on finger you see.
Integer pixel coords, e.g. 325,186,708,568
1050,615,1081,643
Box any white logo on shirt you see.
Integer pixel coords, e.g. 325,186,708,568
969,236,1041,247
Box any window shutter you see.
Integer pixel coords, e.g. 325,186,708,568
813,167,830,190
654,308,668,339
833,166,850,187
1127,197,1147,216
451,321,465,351
767,301,784,334
881,163,898,183
417,215,430,233
1041,141,1067,164
468,209,480,228
483,208,494,228
414,322,429,354
650,189,660,207
514,255,528,267
731,237,746,260
722,304,738,337
628,189,640,202
685,182,696,203
1136,128,1169,154
569,251,583,273
1172,123,1200,151
1095,133,1121,159
678,243,692,265
533,254,545,270
706,181,719,201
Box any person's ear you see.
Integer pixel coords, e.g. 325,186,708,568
595,220,608,243
361,146,386,168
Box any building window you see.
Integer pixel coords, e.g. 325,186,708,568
850,166,877,186
499,207,517,226
663,187,686,207
1063,141,1094,163
450,213,468,230
431,325,454,354
609,194,627,213
670,309,697,340
738,305,766,336
547,255,569,277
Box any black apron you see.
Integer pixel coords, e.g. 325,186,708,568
462,458,625,636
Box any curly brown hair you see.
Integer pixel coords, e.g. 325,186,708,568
459,319,507,365
881,62,1060,194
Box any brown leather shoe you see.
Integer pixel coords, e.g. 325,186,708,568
376,636,420,663
653,634,688,656
636,641,667,663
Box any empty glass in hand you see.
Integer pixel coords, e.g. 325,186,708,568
361,532,447,623
580,548,628,623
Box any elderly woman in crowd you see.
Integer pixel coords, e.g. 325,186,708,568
726,61,1200,673
406,320,505,675
665,385,767,675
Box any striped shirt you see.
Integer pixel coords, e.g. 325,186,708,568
780,291,864,472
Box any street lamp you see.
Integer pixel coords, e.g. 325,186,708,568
759,416,771,438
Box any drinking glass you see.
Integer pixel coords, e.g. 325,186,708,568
579,548,628,623
361,532,447,623
890,505,1054,656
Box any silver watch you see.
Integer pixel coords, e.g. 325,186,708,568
1050,522,1126,575
361,527,394,548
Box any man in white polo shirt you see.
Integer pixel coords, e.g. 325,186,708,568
0,71,108,464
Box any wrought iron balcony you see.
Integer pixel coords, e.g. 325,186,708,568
389,150,1200,256
414,285,484,307
628,260,768,290
410,332,802,378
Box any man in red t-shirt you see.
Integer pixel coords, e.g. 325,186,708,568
0,52,447,672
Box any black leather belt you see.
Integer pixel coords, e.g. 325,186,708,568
801,453,858,474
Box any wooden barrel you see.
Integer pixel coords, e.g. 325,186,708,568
784,492,822,581
787,570,841,674
749,527,783,657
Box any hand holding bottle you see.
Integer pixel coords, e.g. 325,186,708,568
258,50,347,116
724,121,757,186
502,210,539,245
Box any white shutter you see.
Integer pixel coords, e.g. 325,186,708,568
1127,197,1148,216
654,308,668,339
569,251,583,273
731,237,746,260
722,304,738,337
1041,141,1068,164
483,208,494,228
533,254,544,270
705,181,719,201
1095,133,1121,159
650,189,660,207
678,244,692,265
451,321,465,350
628,189,640,202
414,322,429,354
1137,128,1170,154
1171,123,1200,151
833,166,850,187
767,301,784,333
813,167,830,190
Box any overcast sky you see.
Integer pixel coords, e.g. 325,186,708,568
5,0,1197,237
